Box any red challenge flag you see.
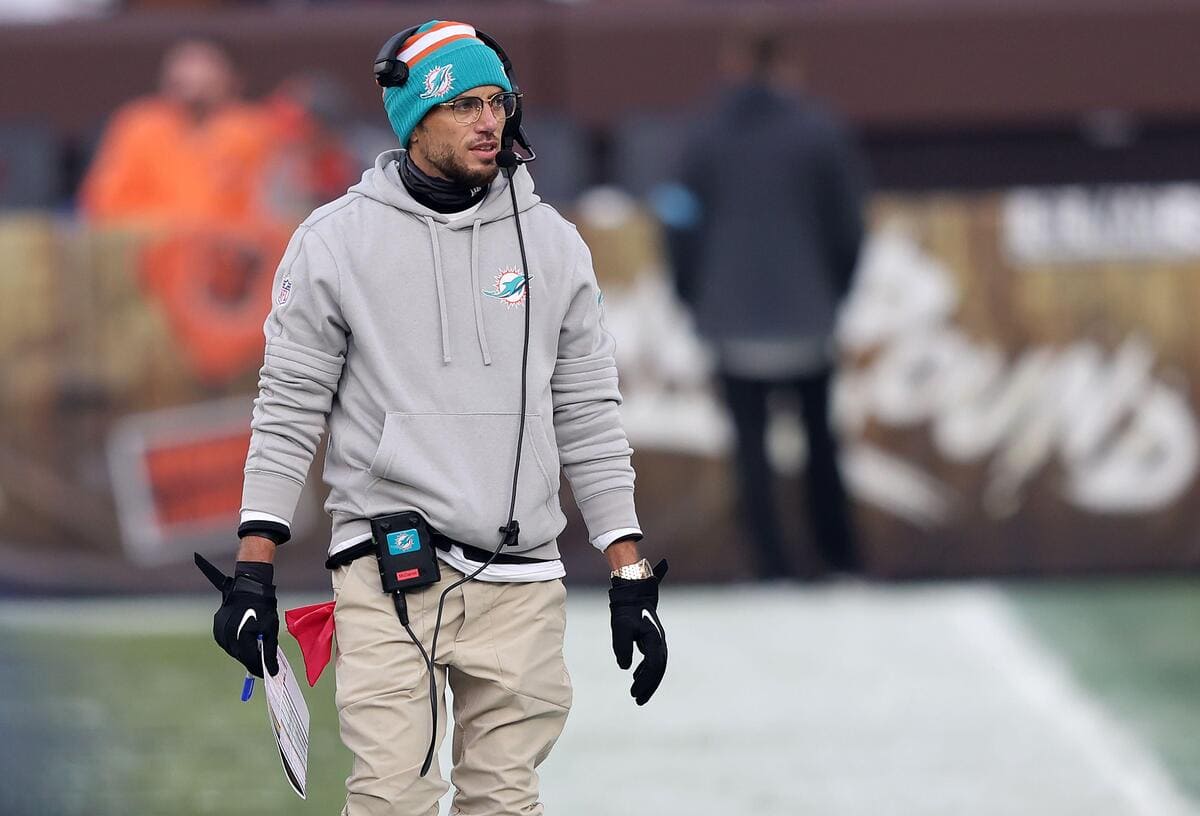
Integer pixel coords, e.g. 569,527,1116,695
284,601,336,687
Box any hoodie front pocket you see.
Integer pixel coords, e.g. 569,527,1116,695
367,412,564,546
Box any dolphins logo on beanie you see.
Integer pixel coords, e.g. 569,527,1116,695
382,21,513,146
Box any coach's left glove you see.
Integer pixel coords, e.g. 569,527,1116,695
609,559,669,705
194,553,279,678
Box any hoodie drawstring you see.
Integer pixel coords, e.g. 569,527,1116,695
470,219,493,366
423,217,452,364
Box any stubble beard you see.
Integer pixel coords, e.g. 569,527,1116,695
424,142,499,189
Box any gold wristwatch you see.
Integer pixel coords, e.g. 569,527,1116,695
610,558,653,581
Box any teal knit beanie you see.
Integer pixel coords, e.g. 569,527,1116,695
382,21,513,147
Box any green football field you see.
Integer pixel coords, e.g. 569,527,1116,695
1,578,1198,816
1010,577,1200,802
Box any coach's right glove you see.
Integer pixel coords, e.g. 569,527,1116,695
608,559,669,705
194,553,280,678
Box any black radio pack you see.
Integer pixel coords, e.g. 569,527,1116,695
369,511,441,593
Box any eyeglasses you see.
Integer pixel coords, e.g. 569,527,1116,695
435,92,521,125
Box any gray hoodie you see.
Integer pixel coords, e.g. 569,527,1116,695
241,150,639,561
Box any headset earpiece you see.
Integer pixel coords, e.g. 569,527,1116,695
374,26,421,88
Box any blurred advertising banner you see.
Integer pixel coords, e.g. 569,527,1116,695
0,219,325,591
107,397,253,566
2,185,1199,590
837,186,1200,576
587,184,1200,580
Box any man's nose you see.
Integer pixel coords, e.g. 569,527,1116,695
476,104,501,133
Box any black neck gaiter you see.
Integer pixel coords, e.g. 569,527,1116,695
398,152,488,214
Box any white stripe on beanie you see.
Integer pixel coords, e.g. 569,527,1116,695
398,23,477,63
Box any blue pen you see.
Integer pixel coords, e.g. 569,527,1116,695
240,634,264,702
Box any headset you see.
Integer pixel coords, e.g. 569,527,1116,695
371,24,538,777
373,24,536,165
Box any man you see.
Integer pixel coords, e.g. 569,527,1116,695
80,38,270,229
676,31,867,579
200,21,669,816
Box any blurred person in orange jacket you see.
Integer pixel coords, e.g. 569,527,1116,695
80,39,287,386
80,38,270,230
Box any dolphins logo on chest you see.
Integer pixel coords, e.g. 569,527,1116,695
482,267,528,308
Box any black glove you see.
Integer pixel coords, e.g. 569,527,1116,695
194,553,280,678
608,559,669,706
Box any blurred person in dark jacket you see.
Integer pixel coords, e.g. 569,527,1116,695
676,31,867,579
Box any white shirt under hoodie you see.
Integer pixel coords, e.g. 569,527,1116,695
239,150,641,581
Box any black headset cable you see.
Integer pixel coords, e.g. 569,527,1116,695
415,154,532,777
374,27,538,780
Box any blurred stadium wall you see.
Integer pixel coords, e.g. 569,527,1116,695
2,0,1200,591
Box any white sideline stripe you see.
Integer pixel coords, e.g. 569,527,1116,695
953,588,1198,816
398,24,475,63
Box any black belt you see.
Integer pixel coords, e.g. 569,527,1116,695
325,531,549,570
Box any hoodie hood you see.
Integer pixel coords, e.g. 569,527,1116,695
349,148,541,229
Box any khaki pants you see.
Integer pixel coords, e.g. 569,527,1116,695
332,558,572,816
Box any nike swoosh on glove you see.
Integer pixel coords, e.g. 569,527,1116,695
609,559,669,705
195,553,280,678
